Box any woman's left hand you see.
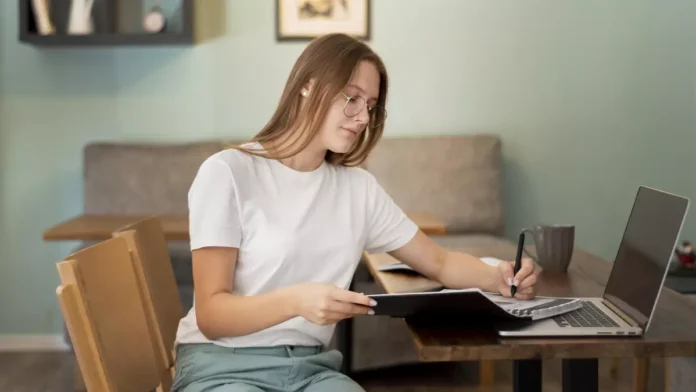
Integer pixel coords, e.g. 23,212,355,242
491,258,540,300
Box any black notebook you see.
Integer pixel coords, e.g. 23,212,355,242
367,288,582,321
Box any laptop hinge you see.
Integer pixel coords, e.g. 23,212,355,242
602,299,640,327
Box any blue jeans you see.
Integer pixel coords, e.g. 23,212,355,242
171,343,365,392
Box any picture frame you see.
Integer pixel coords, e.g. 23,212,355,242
276,0,370,41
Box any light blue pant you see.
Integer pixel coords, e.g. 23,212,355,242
171,343,365,392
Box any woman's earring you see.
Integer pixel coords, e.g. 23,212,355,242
301,90,308,97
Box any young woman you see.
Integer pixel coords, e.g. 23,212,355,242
171,33,539,392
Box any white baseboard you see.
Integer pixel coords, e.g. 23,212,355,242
0,334,70,352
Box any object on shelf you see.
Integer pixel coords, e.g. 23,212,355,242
31,0,55,35
675,240,695,268
67,0,95,35
18,0,202,47
143,6,167,33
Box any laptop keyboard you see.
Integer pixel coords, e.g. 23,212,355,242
553,301,621,328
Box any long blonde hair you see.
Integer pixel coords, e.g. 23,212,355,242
233,33,388,167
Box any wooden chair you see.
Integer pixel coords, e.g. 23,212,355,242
111,216,184,370
56,236,172,391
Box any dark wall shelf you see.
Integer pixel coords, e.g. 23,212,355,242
19,0,196,47
20,33,194,47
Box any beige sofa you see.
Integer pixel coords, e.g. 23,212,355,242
74,134,506,373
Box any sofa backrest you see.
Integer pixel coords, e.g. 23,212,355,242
83,135,504,235
83,141,231,215
365,134,504,236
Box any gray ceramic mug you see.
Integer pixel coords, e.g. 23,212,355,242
521,224,575,273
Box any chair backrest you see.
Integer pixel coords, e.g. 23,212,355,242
56,236,170,392
112,216,184,368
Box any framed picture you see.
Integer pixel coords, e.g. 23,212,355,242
276,0,370,41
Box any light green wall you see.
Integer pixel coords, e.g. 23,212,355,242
0,2,5,334
1,0,695,335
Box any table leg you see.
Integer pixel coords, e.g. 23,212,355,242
562,358,598,392
479,360,495,387
633,358,649,392
513,359,542,392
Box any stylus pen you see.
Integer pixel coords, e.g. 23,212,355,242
510,231,525,297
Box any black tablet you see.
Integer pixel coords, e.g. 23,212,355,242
367,289,516,319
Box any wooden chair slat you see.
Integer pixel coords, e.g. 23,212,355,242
56,281,110,392
113,216,184,369
64,236,162,392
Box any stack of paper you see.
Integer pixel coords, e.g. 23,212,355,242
441,289,583,321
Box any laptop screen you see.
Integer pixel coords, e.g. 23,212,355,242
603,186,689,329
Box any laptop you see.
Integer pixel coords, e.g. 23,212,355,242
496,186,689,337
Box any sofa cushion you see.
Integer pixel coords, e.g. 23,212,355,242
365,135,503,235
83,141,229,215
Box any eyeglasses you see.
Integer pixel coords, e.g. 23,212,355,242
342,92,387,127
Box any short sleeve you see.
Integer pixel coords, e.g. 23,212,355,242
188,156,242,250
364,172,419,254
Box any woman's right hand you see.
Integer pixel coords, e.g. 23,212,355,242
286,282,377,326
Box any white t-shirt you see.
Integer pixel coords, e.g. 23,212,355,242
174,143,419,349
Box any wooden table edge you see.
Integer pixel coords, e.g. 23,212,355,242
405,212,448,236
420,227,448,236
410,334,696,361
44,212,447,241
40,214,180,241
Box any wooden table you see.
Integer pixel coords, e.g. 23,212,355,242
42,212,448,241
362,238,696,391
